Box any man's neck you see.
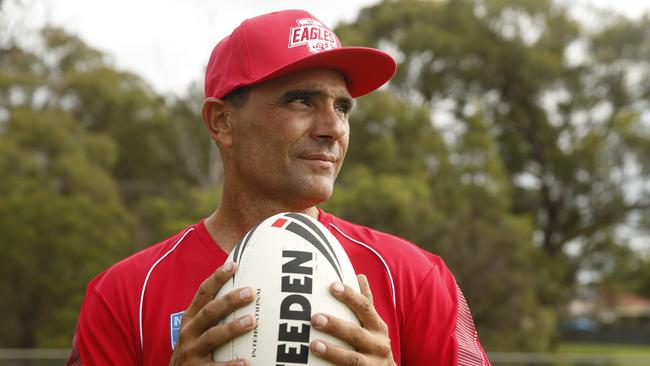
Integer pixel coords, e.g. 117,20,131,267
204,194,319,253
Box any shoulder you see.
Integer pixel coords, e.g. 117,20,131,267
323,211,447,273
76,224,201,363
318,211,491,365
320,210,457,299
87,224,200,298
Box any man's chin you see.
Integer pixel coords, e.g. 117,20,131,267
288,181,334,208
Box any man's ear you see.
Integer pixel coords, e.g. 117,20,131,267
201,97,234,147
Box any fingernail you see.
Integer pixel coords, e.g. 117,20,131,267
313,340,327,354
358,274,367,282
332,282,344,293
222,261,234,273
239,288,251,300
312,314,328,328
239,315,252,327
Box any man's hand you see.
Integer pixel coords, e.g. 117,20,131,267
170,262,256,366
309,274,396,366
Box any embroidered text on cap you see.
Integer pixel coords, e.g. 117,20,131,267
288,18,338,54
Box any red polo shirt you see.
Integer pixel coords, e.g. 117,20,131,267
69,209,490,365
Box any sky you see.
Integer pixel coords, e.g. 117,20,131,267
5,0,650,96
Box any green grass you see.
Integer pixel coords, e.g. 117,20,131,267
558,342,650,355
490,343,650,365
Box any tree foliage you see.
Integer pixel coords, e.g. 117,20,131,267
0,26,218,347
2,0,650,352
0,57,133,346
333,0,650,349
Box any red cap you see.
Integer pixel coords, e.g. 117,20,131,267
204,9,397,99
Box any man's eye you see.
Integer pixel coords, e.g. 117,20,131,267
290,97,308,105
335,104,351,115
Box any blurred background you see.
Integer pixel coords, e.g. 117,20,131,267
1,0,649,364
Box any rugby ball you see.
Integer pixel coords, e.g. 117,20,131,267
213,212,360,365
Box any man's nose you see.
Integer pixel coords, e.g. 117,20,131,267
312,106,348,141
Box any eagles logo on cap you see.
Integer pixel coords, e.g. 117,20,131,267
288,18,339,54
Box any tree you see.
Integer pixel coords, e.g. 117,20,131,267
3,0,649,351
0,100,132,347
334,0,650,349
32,27,221,245
0,26,219,347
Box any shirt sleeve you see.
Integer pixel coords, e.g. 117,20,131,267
401,260,491,366
76,274,140,365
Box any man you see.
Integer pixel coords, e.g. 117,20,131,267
67,9,491,366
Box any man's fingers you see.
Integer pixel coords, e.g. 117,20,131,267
311,313,390,356
214,359,251,366
172,262,259,364
310,339,369,366
185,262,237,318
357,274,373,304
197,314,257,354
330,281,387,333
186,286,256,336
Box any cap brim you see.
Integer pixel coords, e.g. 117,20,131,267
245,47,397,98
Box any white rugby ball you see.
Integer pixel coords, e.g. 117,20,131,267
213,212,360,365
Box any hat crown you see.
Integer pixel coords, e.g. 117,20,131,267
238,10,340,80
204,9,396,99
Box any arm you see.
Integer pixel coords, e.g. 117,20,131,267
400,261,491,366
75,276,140,365
308,265,491,366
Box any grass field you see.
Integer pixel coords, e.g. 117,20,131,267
558,342,650,355
490,343,650,365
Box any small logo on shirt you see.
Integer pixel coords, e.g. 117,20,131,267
170,311,184,350
288,18,338,53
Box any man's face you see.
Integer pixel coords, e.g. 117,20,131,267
226,68,352,209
